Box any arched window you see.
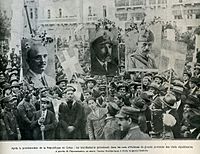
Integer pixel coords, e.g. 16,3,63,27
48,9,51,19
103,5,107,18
88,6,92,16
59,8,62,18
30,8,33,19
35,8,38,19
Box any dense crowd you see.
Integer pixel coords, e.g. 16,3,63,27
0,45,200,140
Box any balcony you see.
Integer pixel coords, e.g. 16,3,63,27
175,19,200,27
87,15,98,23
38,16,78,25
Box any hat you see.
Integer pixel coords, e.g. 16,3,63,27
41,97,51,103
132,97,147,112
163,93,177,108
143,76,151,82
11,83,20,88
117,82,128,92
194,63,200,70
3,83,11,90
172,85,184,94
128,82,141,89
64,85,76,93
85,77,97,86
40,87,49,93
183,71,191,78
91,29,114,45
185,95,200,108
153,74,163,83
140,92,153,105
153,97,163,109
115,106,141,122
190,77,200,85
107,102,120,115
56,76,68,85
138,29,154,42
149,82,160,90
10,75,19,83
186,108,200,129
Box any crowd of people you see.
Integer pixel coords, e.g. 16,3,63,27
0,16,200,141
0,45,200,140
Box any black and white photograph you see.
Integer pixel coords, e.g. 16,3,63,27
0,0,200,149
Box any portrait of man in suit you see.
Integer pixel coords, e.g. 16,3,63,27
90,30,118,76
22,39,55,88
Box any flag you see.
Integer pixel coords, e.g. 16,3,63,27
57,47,83,81
159,40,187,77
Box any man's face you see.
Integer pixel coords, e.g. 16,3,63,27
41,101,47,111
183,74,189,81
130,86,135,94
59,81,66,89
138,41,152,56
118,117,130,132
154,77,162,85
88,99,97,111
84,92,91,101
27,45,48,74
94,43,111,62
189,81,196,89
87,81,94,89
118,87,126,95
149,87,156,94
142,78,149,86
41,90,48,97
65,90,74,101
12,87,19,94
183,104,191,113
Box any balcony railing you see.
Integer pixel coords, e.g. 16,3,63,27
38,16,78,24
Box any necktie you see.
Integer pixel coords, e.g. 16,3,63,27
41,76,47,87
103,63,107,71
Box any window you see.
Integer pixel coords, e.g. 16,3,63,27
88,6,92,16
35,8,38,19
59,8,62,18
30,8,33,19
48,9,51,19
103,5,107,18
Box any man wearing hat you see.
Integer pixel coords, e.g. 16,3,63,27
90,30,118,75
103,102,121,139
3,96,21,140
189,77,200,95
24,39,55,88
17,91,36,140
162,93,181,139
96,84,107,108
57,85,85,139
85,77,99,98
31,97,57,140
153,74,163,86
54,77,68,98
116,106,151,140
180,95,200,138
117,82,131,106
130,30,157,69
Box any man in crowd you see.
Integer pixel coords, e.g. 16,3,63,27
57,85,84,139
31,97,57,140
116,106,151,140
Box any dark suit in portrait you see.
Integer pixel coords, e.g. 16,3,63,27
90,30,118,76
